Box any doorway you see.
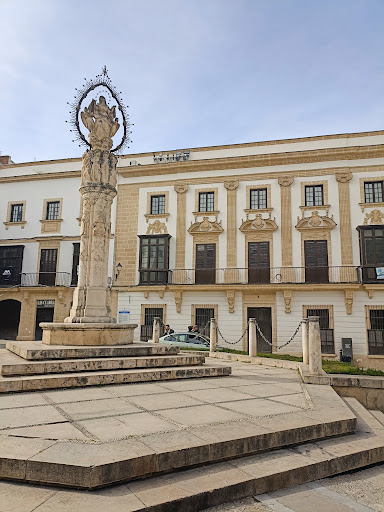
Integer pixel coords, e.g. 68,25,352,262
0,299,21,340
35,306,54,340
247,307,272,353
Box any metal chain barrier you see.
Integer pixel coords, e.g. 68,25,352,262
254,319,302,350
216,321,249,345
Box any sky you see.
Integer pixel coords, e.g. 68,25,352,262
0,0,383,163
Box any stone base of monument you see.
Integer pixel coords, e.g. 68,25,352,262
40,322,138,346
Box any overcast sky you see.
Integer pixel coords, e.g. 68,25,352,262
0,0,383,163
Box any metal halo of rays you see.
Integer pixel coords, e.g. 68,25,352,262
67,66,131,154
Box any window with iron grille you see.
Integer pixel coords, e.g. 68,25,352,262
150,195,166,215
364,181,384,204
306,308,334,354
10,204,23,222
195,307,215,336
250,189,267,209
140,307,164,341
368,309,384,355
139,235,170,285
305,185,324,206
199,192,215,212
46,201,60,220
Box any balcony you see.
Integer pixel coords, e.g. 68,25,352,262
0,272,72,287
164,266,361,285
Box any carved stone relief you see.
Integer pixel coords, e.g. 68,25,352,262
363,209,384,225
174,183,188,194
146,220,168,234
224,180,239,191
227,290,235,314
295,210,337,231
240,212,278,234
188,217,224,235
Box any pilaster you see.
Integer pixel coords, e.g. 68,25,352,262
224,180,239,269
174,183,188,269
278,176,294,266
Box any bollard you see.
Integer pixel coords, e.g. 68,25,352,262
308,316,322,375
248,318,257,357
152,317,161,343
301,318,309,365
209,318,217,354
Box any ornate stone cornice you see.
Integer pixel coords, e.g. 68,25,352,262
296,210,337,231
224,180,239,190
335,171,353,183
239,213,278,233
174,183,188,194
188,217,224,235
278,176,294,187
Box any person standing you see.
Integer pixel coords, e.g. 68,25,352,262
164,324,174,335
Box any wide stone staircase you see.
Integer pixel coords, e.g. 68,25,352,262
0,341,231,392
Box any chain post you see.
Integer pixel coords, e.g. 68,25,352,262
209,318,217,353
248,318,257,357
301,318,309,364
308,316,322,375
152,317,161,343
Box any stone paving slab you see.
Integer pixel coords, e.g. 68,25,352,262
0,359,358,489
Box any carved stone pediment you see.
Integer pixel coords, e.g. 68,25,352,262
363,209,384,225
146,220,168,234
188,216,223,235
239,213,277,233
296,210,336,231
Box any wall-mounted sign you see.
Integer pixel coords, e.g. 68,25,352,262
118,309,130,324
376,267,384,279
37,299,55,308
153,150,190,164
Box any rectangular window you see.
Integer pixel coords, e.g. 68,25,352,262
71,243,80,286
250,188,267,209
367,309,384,355
46,201,60,220
0,245,24,286
199,192,215,212
150,195,166,215
305,185,324,206
359,227,384,282
10,204,23,223
364,181,384,204
39,248,58,286
306,308,334,354
195,307,215,336
139,235,170,285
140,307,164,341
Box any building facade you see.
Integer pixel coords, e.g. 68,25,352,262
1,130,384,368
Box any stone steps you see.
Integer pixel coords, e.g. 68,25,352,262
1,354,206,376
0,364,231,392
6,341,179,361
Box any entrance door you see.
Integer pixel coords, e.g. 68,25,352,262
195,244,216,284
304,240,328,283
247,307,272,353
0,299,21,340
35,307,54,340
140,307,164,341
39,249,58,286
248,242,270,284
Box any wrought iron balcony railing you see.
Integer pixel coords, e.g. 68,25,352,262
167,266,361,285
0,272,72,287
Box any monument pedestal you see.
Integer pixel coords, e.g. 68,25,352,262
40,322,138,346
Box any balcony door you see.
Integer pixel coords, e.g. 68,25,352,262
195,244,216,284
248,242,270,284
39,249,57,286
304,240,328,283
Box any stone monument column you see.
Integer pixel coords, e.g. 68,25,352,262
66,150,117,323
41,93,137,345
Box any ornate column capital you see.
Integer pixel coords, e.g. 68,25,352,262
335,171,353,183
224,180,239,191
278,176,294,187
174,183,188,194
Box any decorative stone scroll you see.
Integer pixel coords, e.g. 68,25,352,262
227,290,235,314
295,210,336,232
363,209,384,225
174,291,182,313
188,217,224,235
224,180,239,191
283,290,292,314
174,183,188,194
344,290,354,315
146,220,168,235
